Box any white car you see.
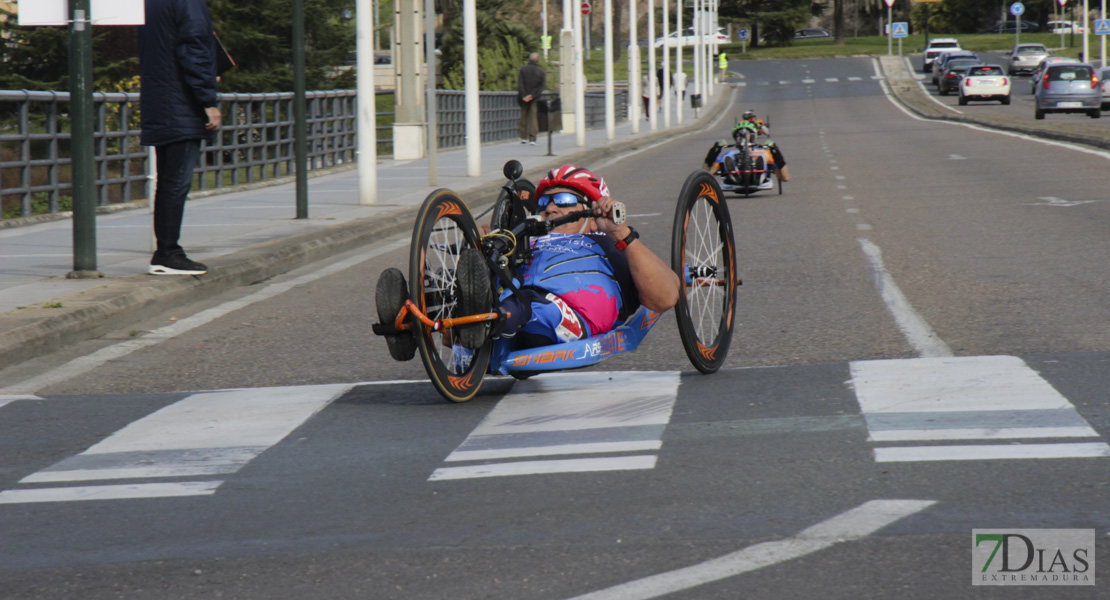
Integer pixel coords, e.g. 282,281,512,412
654,28,728,48
923,38,960,72
959,64,1011,105
1048,20,1086,34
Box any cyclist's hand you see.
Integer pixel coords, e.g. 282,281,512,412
592,196,622,234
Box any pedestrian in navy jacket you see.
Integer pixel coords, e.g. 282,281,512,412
139,0,222,275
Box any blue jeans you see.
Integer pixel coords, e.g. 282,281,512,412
153,140,201,259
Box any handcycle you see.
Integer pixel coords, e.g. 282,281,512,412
706,128,784,197
372,160,739,403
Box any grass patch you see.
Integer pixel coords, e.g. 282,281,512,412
721,32,1088,61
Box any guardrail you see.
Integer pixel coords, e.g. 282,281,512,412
1,87,628,221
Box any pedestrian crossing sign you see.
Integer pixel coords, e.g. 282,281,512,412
1096,19,1110,35
892,22,908,38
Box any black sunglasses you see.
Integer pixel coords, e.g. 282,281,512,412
537,191,587,208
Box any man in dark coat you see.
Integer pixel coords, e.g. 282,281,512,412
138,0,222,275
517,52,546,145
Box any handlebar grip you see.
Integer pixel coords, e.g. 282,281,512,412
610,201,627,225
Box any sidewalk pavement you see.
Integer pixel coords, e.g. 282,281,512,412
0,91,735,371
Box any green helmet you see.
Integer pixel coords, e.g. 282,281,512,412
731,121,758,137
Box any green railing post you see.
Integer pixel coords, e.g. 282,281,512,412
68,0,101,278
293,0,308,219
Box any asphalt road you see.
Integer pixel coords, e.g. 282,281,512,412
2,58,1108,599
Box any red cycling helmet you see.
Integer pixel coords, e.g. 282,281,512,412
534,164,610,204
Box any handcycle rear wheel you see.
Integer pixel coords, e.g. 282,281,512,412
671,171,737,374
409,189,492,402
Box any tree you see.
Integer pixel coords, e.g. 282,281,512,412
0,1,358,94
438,0,539,90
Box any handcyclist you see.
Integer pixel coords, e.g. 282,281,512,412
455,164,681,350
704,110,790,182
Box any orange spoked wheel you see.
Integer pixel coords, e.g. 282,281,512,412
409,189,492,402
671,171,737,374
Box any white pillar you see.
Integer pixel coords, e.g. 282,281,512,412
692,0,701,103
662,0,670,128
543,0,549,59
574,0,587,145
675,0,683,124
357,0,377,205
1102,0,1106,67
464,0,480,176
604,0,615,139
629,0,640,132
1082,0,1090,64
647,0,657,130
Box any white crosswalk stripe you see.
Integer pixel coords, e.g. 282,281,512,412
850,356,1110,462
0,384,355,504
430,371,680,481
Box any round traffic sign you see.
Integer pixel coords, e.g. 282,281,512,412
738,27,749,41
581,1,591,15
1010,2,1025,16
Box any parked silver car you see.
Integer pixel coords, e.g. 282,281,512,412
1007,43,1050,75
1034,62,1101,119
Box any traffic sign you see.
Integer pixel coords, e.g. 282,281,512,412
581,1,591,15
883,0,894,7
1058,0,1067,6
1097,19,1110,35
738,27,749,41
892,22,908,38
1010,2,1024,16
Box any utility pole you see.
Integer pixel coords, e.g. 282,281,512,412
68,0,100,277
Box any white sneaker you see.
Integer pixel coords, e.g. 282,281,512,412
529,140,537,145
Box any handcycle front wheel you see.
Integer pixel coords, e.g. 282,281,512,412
409,189,492,402
490,177,537,231
671,170,737,374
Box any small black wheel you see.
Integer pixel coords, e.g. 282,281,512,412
777,172,784,195
671,170,737,374
409,189,491,402
375,268,417,361
1090,109,1101,119
958,94,967,106
490,178,537,231
1035,108,1045,120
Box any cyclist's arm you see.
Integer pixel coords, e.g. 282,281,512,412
593,197,680,313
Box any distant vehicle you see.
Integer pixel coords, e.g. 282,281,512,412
979,20,1040,34
654,27,728,48
793,28,832,40
959,64,1011,105
1007,43,1050,76
923,38,961,72
1034,62,1101,119
1100,66,1110,109
1030,56,1073,93
1048,20,1085,34
937,59,983,95
932,51,978,86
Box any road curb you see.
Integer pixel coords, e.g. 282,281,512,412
0,91,732,372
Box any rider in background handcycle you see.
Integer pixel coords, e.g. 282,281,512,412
459,165,680,350
703,110,790,182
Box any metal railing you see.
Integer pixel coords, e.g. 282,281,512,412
1,86,629,221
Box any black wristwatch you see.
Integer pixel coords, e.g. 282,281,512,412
614,226,639,251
